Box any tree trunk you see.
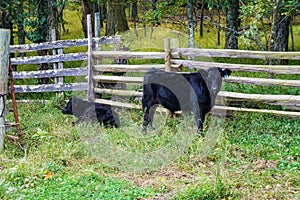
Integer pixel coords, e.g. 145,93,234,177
187,0,195,48
81,0,94,38
225,0,239,49
273,14,291,65
274,15,290,52
132,1,138,36
16,3,26,71
290,18,294,51
269,0,280,52
101,3,107,24
1,11,10,29
131,1,138,20
57,0,67,40
152,0,159,25
0,11,13,47
37,0,49,84
199,0,204,37
17,5,25,47
217,9,221,46
106,0,129,36
48,0,58,40
150,0,158,36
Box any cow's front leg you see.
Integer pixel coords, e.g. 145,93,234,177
73,116,85,125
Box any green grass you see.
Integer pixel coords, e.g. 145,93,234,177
1,95,299,199
1,173,155,199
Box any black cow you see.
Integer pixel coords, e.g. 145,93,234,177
62,96,120,128
142,67,231,134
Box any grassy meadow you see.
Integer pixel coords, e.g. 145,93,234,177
1,6,300,200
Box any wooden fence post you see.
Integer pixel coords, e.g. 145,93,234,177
94,12,101,38
164,38,171,72
94,13,102,63
0,29,10,153
93,13,102,99
51,29,64,85
87,14,94,102
164,38,172,117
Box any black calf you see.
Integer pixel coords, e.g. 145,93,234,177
62,96,120,128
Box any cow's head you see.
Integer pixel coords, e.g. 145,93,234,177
62,97,74,115
207,67,231,96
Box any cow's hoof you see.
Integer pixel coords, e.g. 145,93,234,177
141,124,147,133
141,124,154,134
197,130,204,137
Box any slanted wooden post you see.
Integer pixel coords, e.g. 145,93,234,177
0,29,10,153
87,14,94,102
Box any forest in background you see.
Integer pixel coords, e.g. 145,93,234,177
0,0,300,52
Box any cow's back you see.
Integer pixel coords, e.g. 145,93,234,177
143,69,211,112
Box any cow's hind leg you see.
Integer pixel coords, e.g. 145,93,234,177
142,104,158,132
194,107,206,136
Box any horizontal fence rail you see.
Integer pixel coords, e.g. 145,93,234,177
91,99,300,118
10,36,121,53
12,68,87,79
88,38,300,117
171,59,300,74
225,76,300,88
15,83,88,93
173,48,300,60
11,53,87,65
90,86,300,111
93,64,181,72
10,36,122,93
92,51,168,59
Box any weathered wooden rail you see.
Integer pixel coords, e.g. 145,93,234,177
87,37,300,117
10,35,121,93
8,30,300,117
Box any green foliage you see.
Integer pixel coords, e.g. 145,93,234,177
24,15,47,43
208,0,230,11
238,0,300,50
278,0,300,16
173,180,235,200
1,174,154,199
239,0,273,50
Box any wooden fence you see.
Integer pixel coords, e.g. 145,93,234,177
10,35,122,93
8,31,300,117
87,38,300,117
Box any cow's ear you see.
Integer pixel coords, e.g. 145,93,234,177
222,69,232,78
